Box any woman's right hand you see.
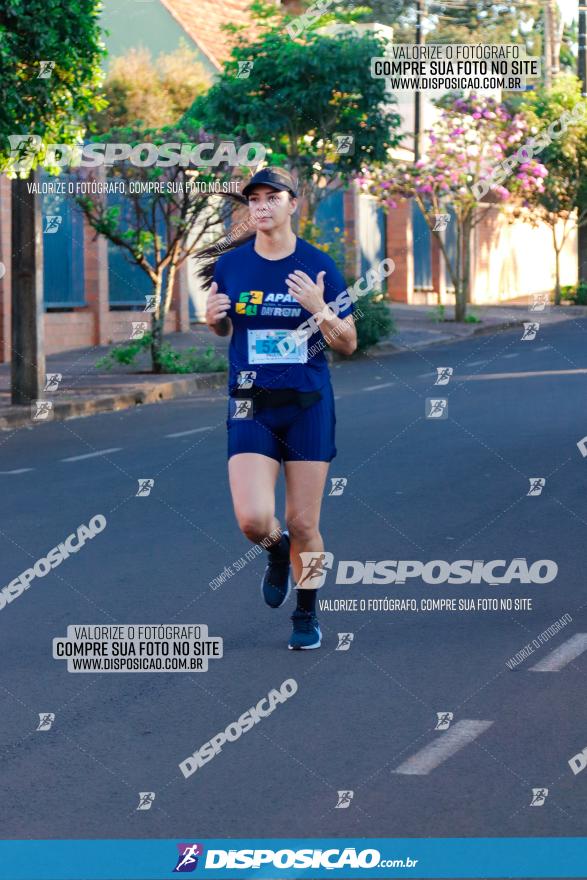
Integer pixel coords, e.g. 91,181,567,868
206,282,231,328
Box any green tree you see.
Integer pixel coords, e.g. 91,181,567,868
76,121,242,372
90,44,210,133
0,0,105,403
517,75,587,304
185,2,401,224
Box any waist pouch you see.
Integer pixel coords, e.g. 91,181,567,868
230,385,323,415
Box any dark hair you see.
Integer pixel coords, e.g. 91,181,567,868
192,191,252,286
195,229,256,286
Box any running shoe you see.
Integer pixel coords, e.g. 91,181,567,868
288,609,322,650
261,531,292,608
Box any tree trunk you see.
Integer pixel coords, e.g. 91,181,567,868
578,224,587,286
554,244,562,305
150,276,164,373
11,173,46,404
460,215,472,320
454,221,467,321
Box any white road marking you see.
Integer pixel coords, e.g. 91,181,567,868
393,720,494,775
166,426,213,438
0,468,34,475
529,634,587,672
502,353,519,359
61,448,122,463
462,368,587,382
363,382,395,392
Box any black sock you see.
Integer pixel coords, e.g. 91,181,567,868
296,588,317,614
267,533,289,557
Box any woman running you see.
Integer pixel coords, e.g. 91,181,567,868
205,167,357,650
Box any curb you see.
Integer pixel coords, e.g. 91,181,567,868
376,318,523,353
0,319,524,429
330,318,523,362
0,371,227,430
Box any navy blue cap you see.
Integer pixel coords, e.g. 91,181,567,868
242,166,298,198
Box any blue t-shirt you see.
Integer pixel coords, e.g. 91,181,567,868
212,237,353,393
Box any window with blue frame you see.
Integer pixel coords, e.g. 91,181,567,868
41,172,85,309
412,201,432,290
358,194,386,278
107,187,168,308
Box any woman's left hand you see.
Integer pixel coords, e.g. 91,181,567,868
285,270,327,315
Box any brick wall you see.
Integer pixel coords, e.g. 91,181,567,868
45,311,95,355
107,310,178,343
386,199,414,302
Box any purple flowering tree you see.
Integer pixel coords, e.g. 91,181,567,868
359,95,547,321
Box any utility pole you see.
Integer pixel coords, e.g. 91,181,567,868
544,0,562,87
579,0,587,282
544,0,553,88
414,0,424,162
11,173,45,405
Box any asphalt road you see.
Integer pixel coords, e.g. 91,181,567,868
2,316,587,852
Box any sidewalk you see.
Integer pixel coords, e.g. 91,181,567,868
0,301,582,429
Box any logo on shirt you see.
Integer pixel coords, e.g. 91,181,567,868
235,290,302,318
236,290,264,315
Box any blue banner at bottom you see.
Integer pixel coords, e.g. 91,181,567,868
0,837,584,879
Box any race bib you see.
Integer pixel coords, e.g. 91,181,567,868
247,329,308,365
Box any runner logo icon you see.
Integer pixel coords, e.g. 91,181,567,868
173,843,204,872
522,322,540,341
44,215,62,234
237,61,254,78
336,633,354,651
44,373,62,392
237,370,256,389
426,398,448,419
36,713,55,731
136,792,155,810
335,790,354,808
435,712,453,730
298,551,334,589
527,478,546,496
231,399,253,420
333,133,355,155
329,477,347,496
433,213,451,232
32,400,54,421
434,367,453,386
530,787,548,806
530,293,548,312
